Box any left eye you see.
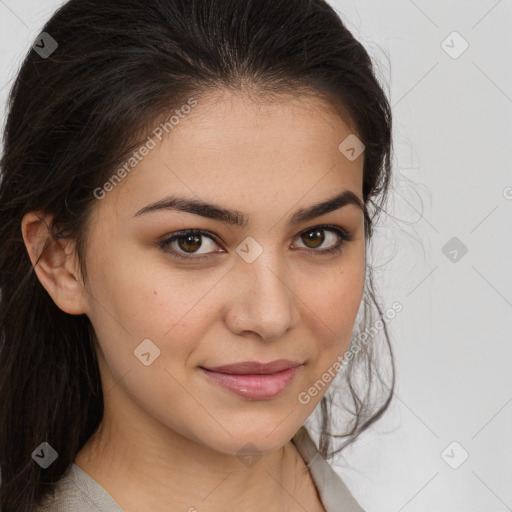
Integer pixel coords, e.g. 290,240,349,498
159,225,352,261
294,226,346,251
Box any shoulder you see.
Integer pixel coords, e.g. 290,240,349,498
292,426,367,512
35,464,124,512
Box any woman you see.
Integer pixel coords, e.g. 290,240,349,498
0,0,395,510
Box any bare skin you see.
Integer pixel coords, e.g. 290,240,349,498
22,89,365,511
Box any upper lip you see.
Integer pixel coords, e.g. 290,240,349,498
202,359,303,375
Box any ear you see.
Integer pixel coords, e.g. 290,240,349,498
21,211,88,315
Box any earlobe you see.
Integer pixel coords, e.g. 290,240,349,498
20,211,88,315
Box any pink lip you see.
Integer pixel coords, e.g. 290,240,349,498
200,360,303,400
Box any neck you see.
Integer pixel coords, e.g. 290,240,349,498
75,393,317,511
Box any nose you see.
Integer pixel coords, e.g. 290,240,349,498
223,256,300,342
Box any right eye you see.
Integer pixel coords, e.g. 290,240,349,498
159,229,225,261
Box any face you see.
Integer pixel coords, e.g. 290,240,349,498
80,90,366,456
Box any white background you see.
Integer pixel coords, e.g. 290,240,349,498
1,1,511,511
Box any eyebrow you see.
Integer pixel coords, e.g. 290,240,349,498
132,189,364,226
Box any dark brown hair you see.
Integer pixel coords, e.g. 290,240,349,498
0,0,395,509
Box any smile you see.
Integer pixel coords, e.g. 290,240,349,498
199,364,302,400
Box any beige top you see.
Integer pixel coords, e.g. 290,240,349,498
36,426,365,511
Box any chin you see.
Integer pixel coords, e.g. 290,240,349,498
196,417,302,457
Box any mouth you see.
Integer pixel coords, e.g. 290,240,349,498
199,360,303,400
203,359,303,375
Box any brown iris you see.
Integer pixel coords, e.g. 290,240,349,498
301,228,324,249
177,233,203,253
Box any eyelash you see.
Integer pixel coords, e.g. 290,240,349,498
158,224,354,262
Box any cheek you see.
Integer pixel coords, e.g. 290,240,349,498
86,241,214,334
84,260,213,423
84,249,222,384
306,260,365,329
301,258,365,368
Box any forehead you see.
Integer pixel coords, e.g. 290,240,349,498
168,89,359,155
94,89,364,222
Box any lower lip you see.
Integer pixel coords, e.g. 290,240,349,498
200,366,302,400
